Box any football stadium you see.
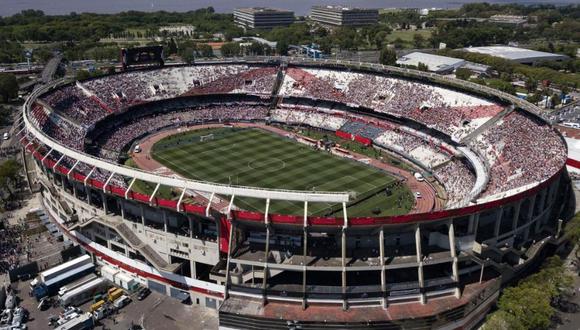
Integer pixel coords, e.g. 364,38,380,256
19,56,573,329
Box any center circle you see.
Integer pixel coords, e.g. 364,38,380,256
247,158,286,172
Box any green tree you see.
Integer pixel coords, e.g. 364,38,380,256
0,73,18,103
455,68,472,80
483,310,525,330
276,39,289,56
487,79,516,94
248,42,265,56
182,47,196,64
220,42,240,58
166,38,178,55
497,286,553,329
417,62,429,71
374,31,389,49
413,33,425,48
379,47,397,65
75,70,91,81
198,44,213,58
0,106,11,126
525,77,538,92
393,37,405,49
319,39,332,55
0,159,22,206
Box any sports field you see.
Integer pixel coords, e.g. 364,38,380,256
150,128,413,216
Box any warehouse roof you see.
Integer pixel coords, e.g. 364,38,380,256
396,52,465,73
463,46,568,64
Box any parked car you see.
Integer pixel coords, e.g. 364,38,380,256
137,288,151,301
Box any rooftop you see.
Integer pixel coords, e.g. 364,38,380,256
396,52,465,73
235,7,293,14
312,5,378,12
463,46,568,63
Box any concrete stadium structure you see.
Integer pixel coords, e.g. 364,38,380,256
19,57,573,329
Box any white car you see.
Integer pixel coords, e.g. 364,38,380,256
2,132,8,140
415,192,422,199
414,172,424,182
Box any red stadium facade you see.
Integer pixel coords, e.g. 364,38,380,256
20,57,572,329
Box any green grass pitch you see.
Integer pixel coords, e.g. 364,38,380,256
150,127,413,217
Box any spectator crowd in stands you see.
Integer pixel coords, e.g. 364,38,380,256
28,64,567,209
471,111,567,197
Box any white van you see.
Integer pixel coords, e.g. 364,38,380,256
133,145,141,153
113,295,131,309
414,172,424,182
563,122,580,129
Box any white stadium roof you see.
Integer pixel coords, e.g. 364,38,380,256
396,52,465,73
463,46,568,64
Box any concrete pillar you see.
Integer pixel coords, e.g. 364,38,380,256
140,204,145,227
469,213,480,237
524,195,537,241
379,228,387,308
302,227,308,310
448,223,460,299
163,211,168,233
189,215,194,239
262,224,270,305
87,187,93,206
190,259,197,280
341,228,347,310
101,192,108,213
105,227,112,249
493,208,503,242
119,200,125,219
512,200,522,231
415,226,425,304
535,191,547,233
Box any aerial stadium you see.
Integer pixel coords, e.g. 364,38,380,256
19,55,573,329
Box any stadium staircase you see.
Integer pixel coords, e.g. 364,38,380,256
69,216,181,273
38,177,73,216
269,64,287,110
460,105,515,144
431,158,453,171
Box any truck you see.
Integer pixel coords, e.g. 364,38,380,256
40,255,92,284
32,255,95,300
89,300,105,313
101,266,139,292
59,278,108,307
107,288,124,302
58,274,98,297
54,312,94,330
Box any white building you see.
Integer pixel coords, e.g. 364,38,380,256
463,46,568,64
396,52,466,74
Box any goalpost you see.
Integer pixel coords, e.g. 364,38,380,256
200,134,214,142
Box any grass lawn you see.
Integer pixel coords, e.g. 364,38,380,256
386,29,433,43
150,127,413,217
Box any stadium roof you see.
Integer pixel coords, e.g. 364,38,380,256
396,52,465,74
462,46,568,64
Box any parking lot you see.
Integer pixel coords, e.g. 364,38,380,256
14,277,218,330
